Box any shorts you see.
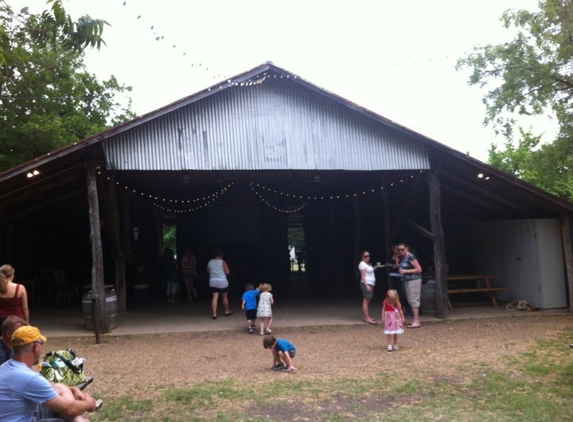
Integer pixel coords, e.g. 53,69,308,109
360,282,374,299
404,277,422,308
210,286,229,294
245,309,257,320
279,349,296,358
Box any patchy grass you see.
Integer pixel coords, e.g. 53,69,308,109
92,327,573,421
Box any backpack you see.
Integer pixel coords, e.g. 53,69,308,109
40,349,87,386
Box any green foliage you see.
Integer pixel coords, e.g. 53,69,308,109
457,0,573,201
162,225,177,253
0,1,135,171
287,226,305,250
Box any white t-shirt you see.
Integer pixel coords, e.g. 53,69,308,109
358,261,376,286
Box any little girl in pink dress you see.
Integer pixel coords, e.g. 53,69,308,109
381,290,405,352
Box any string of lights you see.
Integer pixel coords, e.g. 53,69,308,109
98,171,423,214
250,184,307,214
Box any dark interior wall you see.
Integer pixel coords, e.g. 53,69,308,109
176,202,289,298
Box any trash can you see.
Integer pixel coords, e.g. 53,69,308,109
420,279,437,317
132,284,150,303
82,289,118,331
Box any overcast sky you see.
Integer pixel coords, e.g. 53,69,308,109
12,0,550,162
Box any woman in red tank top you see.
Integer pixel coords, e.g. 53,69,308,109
0,265,29,325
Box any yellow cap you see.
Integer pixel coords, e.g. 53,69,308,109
11,326,47,347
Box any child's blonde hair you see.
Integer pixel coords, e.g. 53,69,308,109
385,289,402,307
259,283,272,292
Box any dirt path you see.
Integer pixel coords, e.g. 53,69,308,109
40,313,573,401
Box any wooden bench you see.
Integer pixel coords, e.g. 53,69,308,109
447,275,508,309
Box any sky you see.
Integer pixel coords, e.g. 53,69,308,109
11,0,550,162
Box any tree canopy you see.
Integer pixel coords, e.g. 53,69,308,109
0,0,135,171
457,0,573,201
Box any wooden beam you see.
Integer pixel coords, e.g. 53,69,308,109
439,171,530,213
390,174,422,240
87,165,107,339
97,174,127,313
427,172,449,318
397,216,434,240
560,218,573,313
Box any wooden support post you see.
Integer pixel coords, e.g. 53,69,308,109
87,165,107,340
427,172,449,319
101,175,127,313
560,218,573,313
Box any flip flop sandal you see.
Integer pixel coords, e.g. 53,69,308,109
407,323,420,328
363,319,377,325
224,311,234,316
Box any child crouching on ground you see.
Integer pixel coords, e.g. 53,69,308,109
263,335,297,373
241,283,259,334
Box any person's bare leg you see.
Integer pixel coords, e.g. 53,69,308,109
183,276,193,301
266,316,273,331
221,292,230,314
211,292,219,317
260,318,266,335
280,351,297,371
411,307,420,326
190,277,199,300
362,298,372,320
52,384,89,422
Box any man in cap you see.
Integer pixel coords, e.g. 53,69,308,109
0,325,97,422
0,315,27,365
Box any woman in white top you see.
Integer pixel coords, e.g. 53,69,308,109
358,250,377,325
207,249,232,319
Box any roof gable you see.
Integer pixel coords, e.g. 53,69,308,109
103,73,429,171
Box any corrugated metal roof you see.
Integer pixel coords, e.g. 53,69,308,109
103,78,429,171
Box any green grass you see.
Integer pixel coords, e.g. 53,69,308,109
92,330,573,422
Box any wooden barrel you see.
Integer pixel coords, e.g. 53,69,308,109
420,279,437,317
82,290,118,332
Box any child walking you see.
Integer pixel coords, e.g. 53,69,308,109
382,289,405,351
263,335,297,372
241,283,259,334
257,283,274,336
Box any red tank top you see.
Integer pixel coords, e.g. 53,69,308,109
0,284,25,319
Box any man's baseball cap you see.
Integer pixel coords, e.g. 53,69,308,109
11,326,47,347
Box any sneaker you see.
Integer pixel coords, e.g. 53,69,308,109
260,332,265,336
570,344,573,348
251,324,257,330
247,328,253,334
393,344,399,351
265,328,272,334
272,363,284,370
386,345,393,352
282,366,294,372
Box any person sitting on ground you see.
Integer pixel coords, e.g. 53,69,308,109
0,315,27,365
0,325,99,422
263,335,297,373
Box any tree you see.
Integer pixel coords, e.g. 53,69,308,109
457,0,573,201
0,1,135,171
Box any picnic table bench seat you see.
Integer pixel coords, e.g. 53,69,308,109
446,275,508,309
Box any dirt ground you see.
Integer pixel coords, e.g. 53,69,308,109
42,313,573,400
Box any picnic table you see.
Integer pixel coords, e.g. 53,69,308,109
447,274,508,309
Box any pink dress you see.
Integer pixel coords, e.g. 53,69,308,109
383,301,403,335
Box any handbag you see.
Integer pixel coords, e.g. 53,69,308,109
40,348,87,386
